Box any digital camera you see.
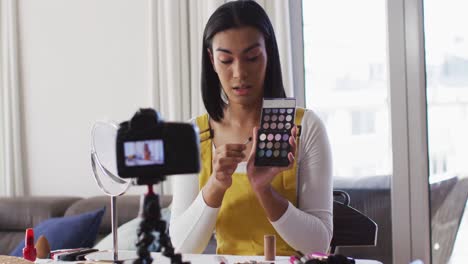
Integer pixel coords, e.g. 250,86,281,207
116,108,200,184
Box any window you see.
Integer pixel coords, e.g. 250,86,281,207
425,0,468,181
441,56,468,86
424,0,468,262
302,0,391,178
351,111,376,135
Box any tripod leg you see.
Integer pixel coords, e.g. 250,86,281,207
134,192,158,264
134,186,190,264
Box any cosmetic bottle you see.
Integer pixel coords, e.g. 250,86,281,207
23,228,37,261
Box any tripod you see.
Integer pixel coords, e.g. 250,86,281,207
134,177,190,264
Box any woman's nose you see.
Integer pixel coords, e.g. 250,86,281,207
232,60,247,79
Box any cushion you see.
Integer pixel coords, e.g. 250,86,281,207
10,207,105,256
94,217,140,251
94,207,171,251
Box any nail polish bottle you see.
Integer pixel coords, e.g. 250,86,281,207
23,228,37,261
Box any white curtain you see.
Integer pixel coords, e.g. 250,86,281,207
150,0,223,122
150,0,297,194
0,0,24,197
258,0,295,96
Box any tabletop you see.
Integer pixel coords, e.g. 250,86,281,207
163,253,383,264
34,251,383,264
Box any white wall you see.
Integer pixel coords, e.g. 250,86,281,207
18,0,152,197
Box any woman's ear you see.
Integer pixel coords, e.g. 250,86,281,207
207,48,216,72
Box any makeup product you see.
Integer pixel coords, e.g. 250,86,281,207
22,228,37,261
255,98,296,166
305,252,356,264
215,255,229,264
296,250,310,263
234,261,274,264
307,252,327,260
289,255,302,264
264,234,276,261
35,235,51,259
55,248,98,261
50,248,86,259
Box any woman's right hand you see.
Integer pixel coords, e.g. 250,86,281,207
202,143,246,208
211,144,246,190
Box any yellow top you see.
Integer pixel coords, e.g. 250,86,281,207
195,108,305,256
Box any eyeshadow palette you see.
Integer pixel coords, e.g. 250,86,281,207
254,98,296,167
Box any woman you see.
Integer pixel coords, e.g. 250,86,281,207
169,0,332,256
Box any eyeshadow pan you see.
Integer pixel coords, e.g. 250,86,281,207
287,109,293,114
272,109,278,114
266,142,273,149
286,115,292,122
270,123,277,129
260,133,267,141
274,142,281,149
267,134,274,141
259,142,266,149
277,123,284,129
263,123,269,129
258,150,265,157
282,134,289,141
278,115,285,122
275,134,282,141
281,150,288,157
273,150,280,157
271,115,278,122
266,149,273,157
264,115,270,122
280,109,286,114
285,123,291,129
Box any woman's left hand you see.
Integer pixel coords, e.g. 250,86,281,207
246,126,297,194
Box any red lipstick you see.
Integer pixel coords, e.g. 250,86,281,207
23,228,37,261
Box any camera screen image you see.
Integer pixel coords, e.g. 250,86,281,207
124,140,164,167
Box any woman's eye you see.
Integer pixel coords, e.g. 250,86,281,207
220,60,232,64
247,56,258,62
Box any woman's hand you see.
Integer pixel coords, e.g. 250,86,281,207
210,143,246,191
202,143,246,208
246,126,297,194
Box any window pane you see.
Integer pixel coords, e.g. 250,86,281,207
302,0,391,178
302,1,392,263
424,0,468,263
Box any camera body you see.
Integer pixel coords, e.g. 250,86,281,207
116,108,200,184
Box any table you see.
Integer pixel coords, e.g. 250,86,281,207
35,251,383,264
163,253,383,264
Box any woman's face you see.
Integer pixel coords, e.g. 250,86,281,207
209,26,267,106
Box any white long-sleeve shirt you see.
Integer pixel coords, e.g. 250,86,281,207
169,110,333,254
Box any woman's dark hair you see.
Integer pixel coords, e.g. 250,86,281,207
201,0,286,122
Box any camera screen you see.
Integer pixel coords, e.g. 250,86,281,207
124,140,164,167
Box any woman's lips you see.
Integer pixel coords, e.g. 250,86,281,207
233,85,251,96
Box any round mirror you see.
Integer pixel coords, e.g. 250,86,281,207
91,121,131,196
90,121,133,262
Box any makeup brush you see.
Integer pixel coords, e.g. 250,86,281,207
243,137,252,145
